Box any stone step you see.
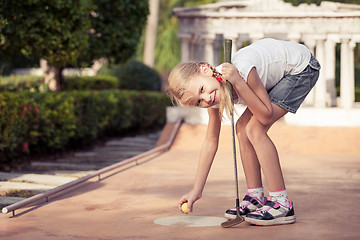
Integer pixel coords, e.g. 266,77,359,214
0,196,26,208
0,181,52,193
74,152,98,158
95,145,154,151
29,160,127,171
107,134,159,143
0,129,162,207
30,162,98,171
147,135,161,141
52,155,142,166
76,149,147,157
0,172,77,186
105,140,156,148
41,170,94,178
92,149,148,156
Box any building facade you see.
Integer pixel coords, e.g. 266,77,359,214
173,0,360,110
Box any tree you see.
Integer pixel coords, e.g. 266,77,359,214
84,0,149,65
0,0,92,90
144,0,160,67
0,0,149,91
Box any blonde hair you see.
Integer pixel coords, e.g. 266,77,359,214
167,62,234,120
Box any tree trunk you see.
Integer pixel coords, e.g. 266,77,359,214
143,0,160,67
41,59,64,91
44,65,64,91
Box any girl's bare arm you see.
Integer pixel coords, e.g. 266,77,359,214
193,107,221,192
178,107,221,212
222,64,273,125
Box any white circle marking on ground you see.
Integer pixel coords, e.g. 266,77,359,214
153,216,226,227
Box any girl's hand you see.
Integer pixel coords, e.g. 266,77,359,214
178,189,202,213
221,63,244,85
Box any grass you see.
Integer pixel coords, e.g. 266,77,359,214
2,189,38,198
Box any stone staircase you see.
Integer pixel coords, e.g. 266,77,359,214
0,130,162,209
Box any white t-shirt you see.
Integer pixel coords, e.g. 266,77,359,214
216,38,311,104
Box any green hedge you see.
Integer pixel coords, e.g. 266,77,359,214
64,75,118,90
0,75,47,92
0,75,119,92
0,90,170,170
116,60,162,91
98,60,162,91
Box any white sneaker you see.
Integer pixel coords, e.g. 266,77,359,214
224,193,266,220
245,197,296,226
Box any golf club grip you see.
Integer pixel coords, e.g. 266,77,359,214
223,39,233,101
224,39,232,63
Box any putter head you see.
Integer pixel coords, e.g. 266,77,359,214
221,207,244,228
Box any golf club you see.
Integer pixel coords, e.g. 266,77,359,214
221,39,245,228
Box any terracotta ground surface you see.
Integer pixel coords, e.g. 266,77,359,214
1,120,359,240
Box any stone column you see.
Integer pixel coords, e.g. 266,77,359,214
340,36,352,109
314,36,327,108
178,34,192,63
304,38,316,55
213,36,221,66
192,35,202,62
349,41,356,103
227,35,239,56
303,38,316,106
238,34,249,49
203,35,216,65
249,32,264,43
288,32,301,42
324,38,337,106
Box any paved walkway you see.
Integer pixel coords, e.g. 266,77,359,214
0,121,359,240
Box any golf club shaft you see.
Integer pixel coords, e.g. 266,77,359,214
223,39,240,205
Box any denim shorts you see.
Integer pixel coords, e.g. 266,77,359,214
268,54,321,113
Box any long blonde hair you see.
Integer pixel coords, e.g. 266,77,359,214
167,62,234,120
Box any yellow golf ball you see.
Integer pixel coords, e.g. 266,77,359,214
181,203,189,213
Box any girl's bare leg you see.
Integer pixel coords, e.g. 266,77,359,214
236,108,262,189
245,103,288,191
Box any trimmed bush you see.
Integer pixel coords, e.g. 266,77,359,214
0,75,46,92
99,60,162,91
0,90,170,170
0,74,120,92
64,75,118,90
116,60,161,91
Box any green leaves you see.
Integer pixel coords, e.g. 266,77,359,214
0,0,91,66
85,0,149,64
0,90,169,170
0,0,149,82
63,75,118,91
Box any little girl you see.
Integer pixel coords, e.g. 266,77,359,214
167,38,320,226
